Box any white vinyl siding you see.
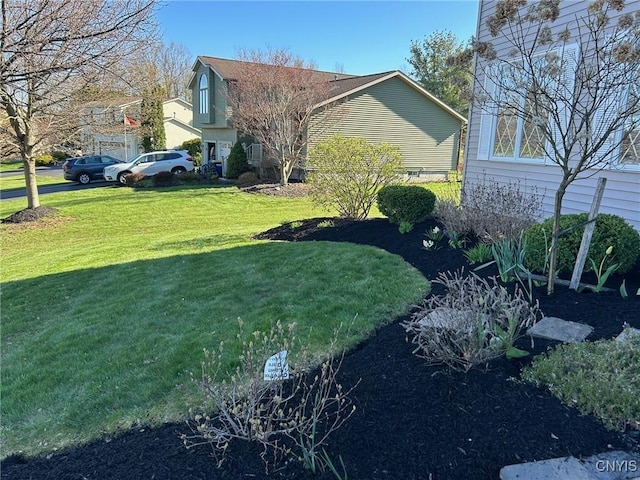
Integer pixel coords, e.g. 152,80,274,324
465,0,640,231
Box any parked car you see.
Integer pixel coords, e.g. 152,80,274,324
62,155,122,184
103,150,194,184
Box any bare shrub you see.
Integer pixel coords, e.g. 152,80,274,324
402,271,542,372
462,177,543,244
432,198,474,237
182,319,357,472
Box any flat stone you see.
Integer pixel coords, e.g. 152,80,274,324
527,316,593,343
616,328,640,344
501,455,596,479
416,308,485,332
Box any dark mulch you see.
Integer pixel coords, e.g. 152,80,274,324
1,206,57,224
3,217,639,480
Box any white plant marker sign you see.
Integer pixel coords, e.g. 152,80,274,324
264,350,290,381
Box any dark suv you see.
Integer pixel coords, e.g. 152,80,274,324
63,155,122,184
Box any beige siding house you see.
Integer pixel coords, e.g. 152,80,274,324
81,98,200,161
464,0,640,231
189,56,466,179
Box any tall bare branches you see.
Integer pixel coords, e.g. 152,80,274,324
1,0,158,208
226,48,339,186
469,0,640,293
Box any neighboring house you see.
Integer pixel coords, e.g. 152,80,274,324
463,1,640,231
189,56,466,179
81,97,201,161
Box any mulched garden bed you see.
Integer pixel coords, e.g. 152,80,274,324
3,217,639,480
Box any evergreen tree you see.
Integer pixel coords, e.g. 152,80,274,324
141,85,166,151
225,141,250,179
407,30,472,115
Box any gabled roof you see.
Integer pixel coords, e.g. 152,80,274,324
320,70,467,124
164,116,201,135
190,56,466,124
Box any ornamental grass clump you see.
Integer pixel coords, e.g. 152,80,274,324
402,271,542,372
182,319,357,473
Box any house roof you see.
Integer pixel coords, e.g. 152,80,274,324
82,97,141,109
191,56,466,124
164,116,201,135
82,97,193,109
195,55,358,83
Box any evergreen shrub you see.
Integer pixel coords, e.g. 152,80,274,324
226,142,250,179
524,213,640,275
377,185,436,230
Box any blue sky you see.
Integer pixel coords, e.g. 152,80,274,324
156,1,479,75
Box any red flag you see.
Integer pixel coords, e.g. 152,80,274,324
124,114,138,127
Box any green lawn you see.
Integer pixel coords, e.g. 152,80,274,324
1,181,431,459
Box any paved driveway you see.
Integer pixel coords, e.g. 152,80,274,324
0,166,111,201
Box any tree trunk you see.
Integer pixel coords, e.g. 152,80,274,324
279,154,290,186
546,183,567,295
23,157,41,209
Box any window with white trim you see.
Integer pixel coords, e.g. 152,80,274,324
492,85,546,160
199,74,209,115
478,45,578,163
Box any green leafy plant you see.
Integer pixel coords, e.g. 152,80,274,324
578,246,619,293
422,226,445,250
289,220,303,230
445,230,466,249
226,141,250,179
463,243,493,264
307,135,403,219
475,234,535,302
377,185,436,232
524,213,640,275
398,220,414,234
317,219,334,228
181,138,202,158
523,333,640,431
426,225,445,242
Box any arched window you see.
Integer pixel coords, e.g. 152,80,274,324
199,74,209,115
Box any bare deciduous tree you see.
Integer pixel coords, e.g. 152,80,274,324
469,0,640,293
117,40,193,101
226,48,340,186
1,0,158,209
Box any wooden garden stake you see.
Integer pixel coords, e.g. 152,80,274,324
569,177,607,290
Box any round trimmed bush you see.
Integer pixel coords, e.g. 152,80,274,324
377,185,436,226
524,213,640,275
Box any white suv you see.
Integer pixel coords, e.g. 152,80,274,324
103,150,194,184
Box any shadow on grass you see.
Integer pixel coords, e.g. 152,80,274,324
1,240,428,458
